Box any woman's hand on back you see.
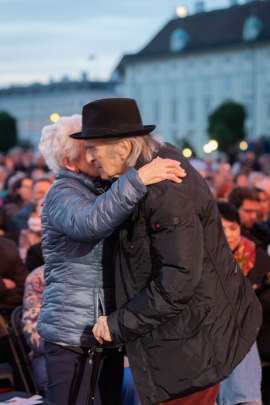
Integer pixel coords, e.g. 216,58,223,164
137,157,186,186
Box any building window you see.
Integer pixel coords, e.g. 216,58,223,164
137,102,144,118
266,71,270,87
170,29,190,52
223,75,232,91
188,60,195,68
171,130,178,140
153,101,160,123
151,82,160,98
135,83,143,99
187,78,195,94
245,100,254,120
169,80,178,97
266,100,270,120
203,77,211,94
187,100,195,123
170,100,178,124
243,16,265,42
243,74,253,90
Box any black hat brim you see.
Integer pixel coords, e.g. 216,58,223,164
69,125,156,140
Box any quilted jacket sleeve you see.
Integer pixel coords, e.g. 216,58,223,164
107,185,204,345
45,168,147,243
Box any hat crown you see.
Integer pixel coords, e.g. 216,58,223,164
82,98,142,130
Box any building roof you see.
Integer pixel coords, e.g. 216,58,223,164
115,0,270,74
0,80,118,97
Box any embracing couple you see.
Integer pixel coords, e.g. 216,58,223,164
37,98,261,405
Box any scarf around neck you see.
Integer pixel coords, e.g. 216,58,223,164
234,236,256,276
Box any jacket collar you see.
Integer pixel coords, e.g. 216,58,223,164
56,170,104,195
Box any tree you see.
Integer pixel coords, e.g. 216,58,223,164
207,101,246,154
0,111,17,152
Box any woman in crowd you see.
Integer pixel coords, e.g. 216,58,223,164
22,266,46,394
36,113,185,405
217,201,270,405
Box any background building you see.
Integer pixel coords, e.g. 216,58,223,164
115,0,270,155
0,76,121,148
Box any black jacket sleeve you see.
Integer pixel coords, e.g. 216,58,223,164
25,242,44,272
107,187,203,346
0,239,29,306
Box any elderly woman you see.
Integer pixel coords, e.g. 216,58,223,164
36,113,185,405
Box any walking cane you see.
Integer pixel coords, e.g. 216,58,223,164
86,342,104,405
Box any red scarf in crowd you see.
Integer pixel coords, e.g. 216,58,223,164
234,236,256,277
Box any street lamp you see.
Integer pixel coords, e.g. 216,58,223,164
183,148,192,158
209,140,218,151
50,113,60,123
239,141,248,151
176,6,188,18
203,144,212,153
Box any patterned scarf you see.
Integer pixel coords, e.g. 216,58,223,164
234,236,256,276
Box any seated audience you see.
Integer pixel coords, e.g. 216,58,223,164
217,201,269,405
0,177,33,242
0,236,29,322
228,186,270,251
22,266,47,393
256,188,270,224
12,178,52,231
19,201,42,262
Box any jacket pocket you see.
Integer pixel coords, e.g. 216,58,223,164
150,303,216,340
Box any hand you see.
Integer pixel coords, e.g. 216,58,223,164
3,279,16,289
0,229,5,236
138,157,186,185
92,316,112,344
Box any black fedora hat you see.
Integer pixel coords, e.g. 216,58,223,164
69,98,156,139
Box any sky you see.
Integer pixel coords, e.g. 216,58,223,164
0,0,247,88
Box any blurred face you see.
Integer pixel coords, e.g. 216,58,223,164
221,218,241,251
259,191,269,218
236,174,248,187
85,139,130,180
18,178,33,202
238,199,260,229
32,180,51,201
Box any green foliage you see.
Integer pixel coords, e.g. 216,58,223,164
0,111,17,152
207,101,246,153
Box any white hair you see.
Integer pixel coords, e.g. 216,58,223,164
39,115,82,173
105,134,165,168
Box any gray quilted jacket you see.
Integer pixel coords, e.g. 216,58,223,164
37,168,147,346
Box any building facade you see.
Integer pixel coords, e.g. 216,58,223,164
116,0,270,156
0,79,121,148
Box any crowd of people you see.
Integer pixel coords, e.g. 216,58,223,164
0,98,270,405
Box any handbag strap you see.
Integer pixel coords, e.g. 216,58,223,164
86,345,104,405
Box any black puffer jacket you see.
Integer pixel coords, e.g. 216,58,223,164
107,143,262,405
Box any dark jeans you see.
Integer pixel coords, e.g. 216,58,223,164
44,341,124,405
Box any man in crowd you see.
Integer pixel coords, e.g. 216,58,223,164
70,98,261,405
0,236,28,322
228,186,270,251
